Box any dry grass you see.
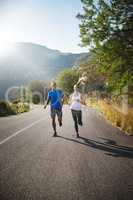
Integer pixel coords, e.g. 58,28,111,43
86,98,133,135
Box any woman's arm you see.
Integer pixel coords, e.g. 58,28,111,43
80,94,86,105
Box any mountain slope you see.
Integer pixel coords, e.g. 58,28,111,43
0,42,87,98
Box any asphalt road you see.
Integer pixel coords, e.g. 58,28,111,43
0,105,133,200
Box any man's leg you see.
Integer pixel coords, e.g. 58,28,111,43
71,110,79,137
51,109,57,136
52,117,57,136
57,109,62,127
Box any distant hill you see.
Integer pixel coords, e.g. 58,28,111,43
0,42,88,99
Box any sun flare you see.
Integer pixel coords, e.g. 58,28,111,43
0,39,14,57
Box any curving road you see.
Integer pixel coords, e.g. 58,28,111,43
0,105,133,200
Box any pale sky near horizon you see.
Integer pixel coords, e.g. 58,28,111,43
0,0,88,53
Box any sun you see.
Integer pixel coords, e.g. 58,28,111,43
0,40,13,57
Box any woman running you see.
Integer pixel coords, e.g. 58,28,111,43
70,84,83,138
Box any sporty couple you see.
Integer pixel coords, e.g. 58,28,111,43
44,81,83,138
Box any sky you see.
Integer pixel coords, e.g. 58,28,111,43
0,0,88,53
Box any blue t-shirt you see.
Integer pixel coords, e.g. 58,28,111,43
48,89,64,109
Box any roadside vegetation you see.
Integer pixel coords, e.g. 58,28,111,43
86,98,133,135
29,80,48,104
0,80,48,116
56,0,133,135
56,68,79,96
0,101,30,117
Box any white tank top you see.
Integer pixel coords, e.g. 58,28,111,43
70,92,81,111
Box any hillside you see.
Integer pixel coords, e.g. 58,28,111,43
0,42,87,98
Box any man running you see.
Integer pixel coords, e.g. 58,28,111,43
44,81,64,137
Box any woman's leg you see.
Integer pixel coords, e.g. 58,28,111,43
77,110,83,126
71,110,79,136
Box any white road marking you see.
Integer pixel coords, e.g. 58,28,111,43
0,118,44,146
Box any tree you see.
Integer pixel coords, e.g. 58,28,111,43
29,80,48,104
56,69,79,95
77,54,105,92
77,0,133,92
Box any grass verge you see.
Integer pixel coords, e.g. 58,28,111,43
86,98,133,136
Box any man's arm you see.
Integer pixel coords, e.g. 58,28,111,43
61,94,65,106
44,93,50,109
59,90,64,106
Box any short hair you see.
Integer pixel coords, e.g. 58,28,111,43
50,81,56,88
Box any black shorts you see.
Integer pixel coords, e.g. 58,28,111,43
50,108,62,118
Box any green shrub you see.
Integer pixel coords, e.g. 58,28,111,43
0,101,30,116
0,101,15,116
17,103,30,113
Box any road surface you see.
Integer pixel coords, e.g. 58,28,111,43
0,105,133,200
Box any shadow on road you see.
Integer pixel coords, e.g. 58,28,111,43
58,136,133,159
